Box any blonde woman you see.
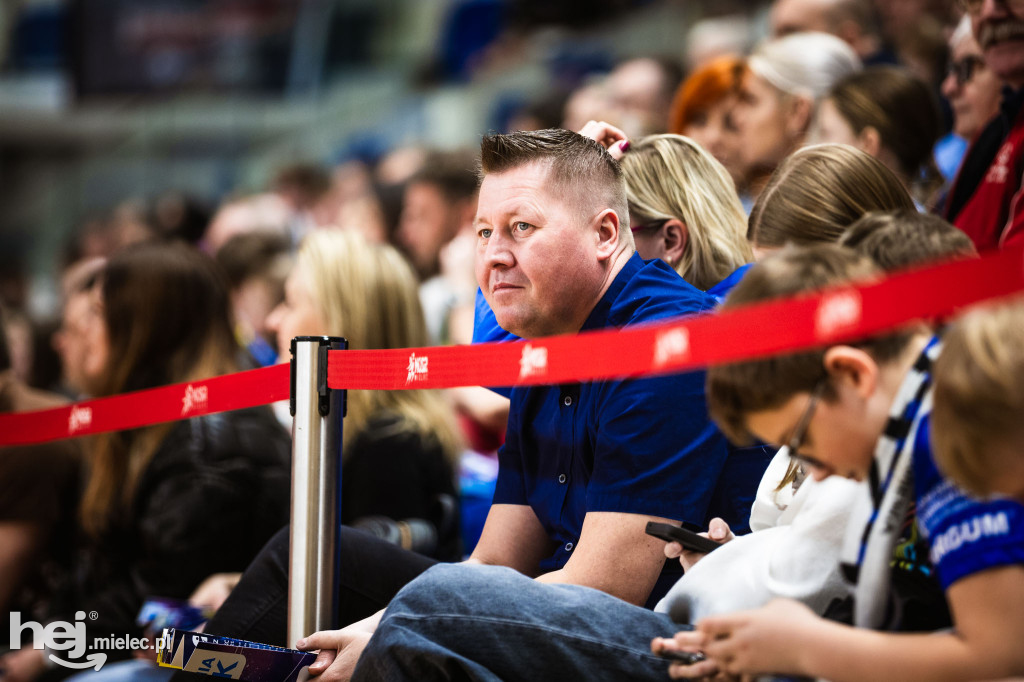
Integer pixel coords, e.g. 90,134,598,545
620,133,752,294
266,228,463,558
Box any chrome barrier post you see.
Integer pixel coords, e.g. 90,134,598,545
288,336,347,647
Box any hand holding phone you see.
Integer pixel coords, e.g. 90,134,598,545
644,522,721,554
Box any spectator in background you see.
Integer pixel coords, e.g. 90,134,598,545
945,0,1024,251
0,243,291,681
272,161,334,240
770,0,893,65
264,228,463,556
668,55,747,190
942,16,1003,148
934,15,1002,193
214,231,292,367
52,258,106,398
731,32,861,202
811,66,943,208
838,209,977,271
396,149,480,345
603,57,684,137
0,303,80,644
747,143,915,257
202,193,292,253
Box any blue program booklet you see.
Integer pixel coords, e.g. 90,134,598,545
157,628,315,681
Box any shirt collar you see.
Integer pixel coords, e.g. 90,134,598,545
579,252,644,333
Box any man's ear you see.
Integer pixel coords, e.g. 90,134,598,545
594,209,620,261
662,219,689,269
856,126,882,158
823,346,879,400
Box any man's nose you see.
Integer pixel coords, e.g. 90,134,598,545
481,232,515,269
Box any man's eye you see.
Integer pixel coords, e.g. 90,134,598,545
514,221,532,232
478,228,492,239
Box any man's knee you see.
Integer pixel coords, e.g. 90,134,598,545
387,563,521,617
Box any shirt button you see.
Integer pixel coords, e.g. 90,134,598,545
558,473,567,484
564,542,574,552
563,395,572,406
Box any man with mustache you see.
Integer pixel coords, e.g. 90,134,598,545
946,0,1024,251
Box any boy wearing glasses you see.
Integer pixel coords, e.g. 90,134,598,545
665,244,1024,681
946,0,1024,251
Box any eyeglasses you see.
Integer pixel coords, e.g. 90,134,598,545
958,0,1024,15
948,55,986,87
630,219,669,234
786,381,825,459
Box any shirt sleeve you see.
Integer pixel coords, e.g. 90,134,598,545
914,417,1024,589
585,368,730,528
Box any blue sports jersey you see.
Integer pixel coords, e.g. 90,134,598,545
914,415,1024,590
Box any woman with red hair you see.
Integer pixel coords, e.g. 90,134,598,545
669,55,747,189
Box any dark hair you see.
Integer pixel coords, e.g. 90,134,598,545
214,231,292,289
839,210,977,271
707,244,914,444
479,128,628,221
410,149,481,204
827,66,942,184
83,242,240,536
98,242,238,396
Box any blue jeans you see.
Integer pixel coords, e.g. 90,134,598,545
352,564,680,682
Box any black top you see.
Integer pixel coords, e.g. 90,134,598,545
342,412,460,561
58,407,291,665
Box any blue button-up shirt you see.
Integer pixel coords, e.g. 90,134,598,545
490,254,762,604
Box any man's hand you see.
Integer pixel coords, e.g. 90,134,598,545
698,599,818,677
0,647,46,682
577,120,630,159
297,622,376,682
663,517,734,572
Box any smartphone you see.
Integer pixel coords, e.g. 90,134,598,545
644,521,721,554
655,648,707,664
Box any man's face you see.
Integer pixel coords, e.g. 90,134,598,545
771,0,832,37
745,385,881,482
972,0,1024,89
474,162,604,338
398,182,459,279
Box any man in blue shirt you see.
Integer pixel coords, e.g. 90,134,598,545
277,129,762,681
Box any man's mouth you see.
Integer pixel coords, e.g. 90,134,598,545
980,21,1024,49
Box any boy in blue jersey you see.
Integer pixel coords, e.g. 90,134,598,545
661,244,1024,681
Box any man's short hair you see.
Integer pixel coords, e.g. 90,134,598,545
707,244,914,444
479,128,629,230
932,298,1024,496
839,210,977,272
409,149,480,204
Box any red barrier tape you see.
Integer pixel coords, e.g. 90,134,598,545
326,246,1024,390
3,247,1023,447
0,363,289,446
